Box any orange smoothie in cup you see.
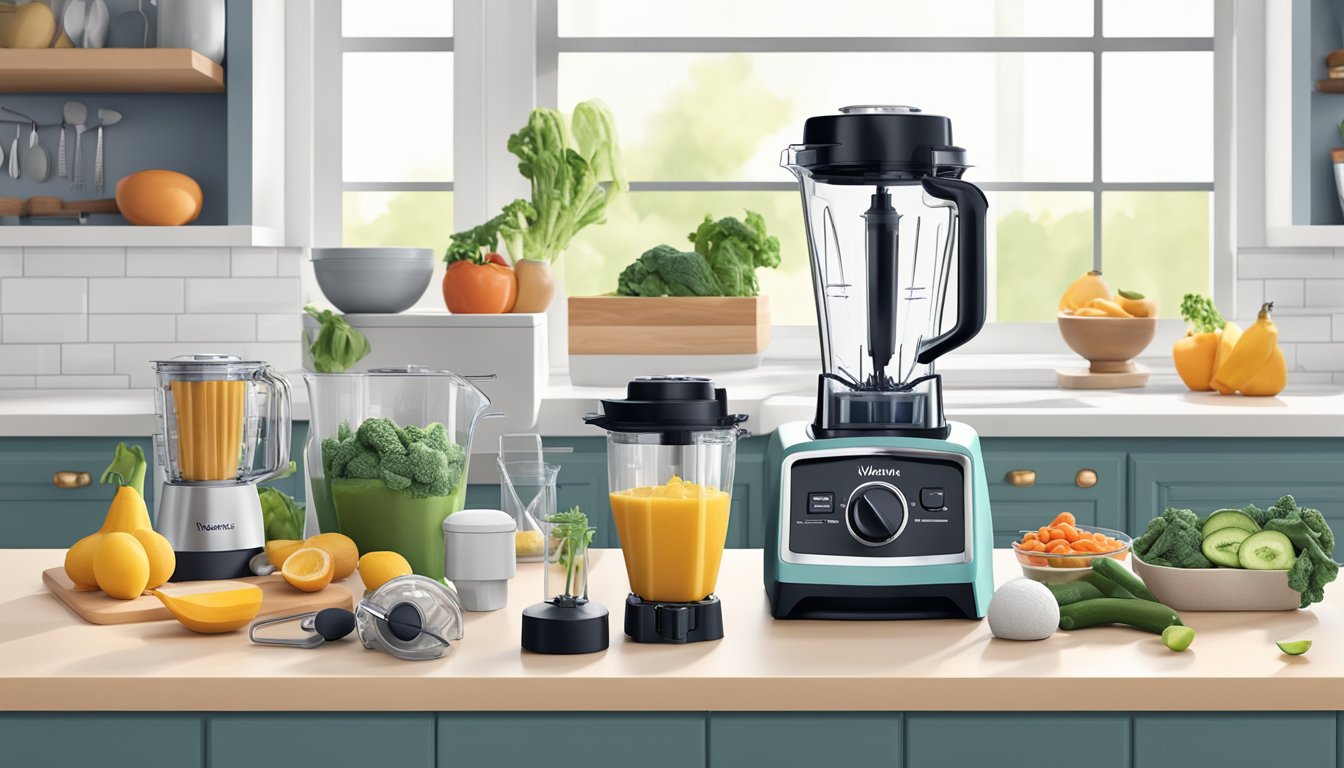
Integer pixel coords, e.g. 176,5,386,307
609,476,730,603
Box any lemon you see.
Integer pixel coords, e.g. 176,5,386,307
265,539,304,569
515,530,544,558
304,533,359,580
281,547,334,592
132,528,176,589
64,531,105,589
358,551,413,592
93,531,150,599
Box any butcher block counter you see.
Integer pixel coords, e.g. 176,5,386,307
1,549,1341,768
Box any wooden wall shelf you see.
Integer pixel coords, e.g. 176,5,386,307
0,48,224,93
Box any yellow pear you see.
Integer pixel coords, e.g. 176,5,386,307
99,486,152,534
63,532,105,589
93,532,150,600
132,528,176,589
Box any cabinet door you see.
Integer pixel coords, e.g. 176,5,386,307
0,437,154,547
211,714,435,768
1134,713,1335,768
907,713,1128,768
0,714,202,768
710,713,900,768
438,713,704,768
732,437,767,549
262,421,310,505
981,440,1127,544
1129,443,1344,554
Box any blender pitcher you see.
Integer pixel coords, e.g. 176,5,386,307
152,354,291,581
585,376,747,644
304,366,492,582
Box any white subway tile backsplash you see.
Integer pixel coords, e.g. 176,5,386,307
1,314,86,344
177,314,256,343
126,248,231,277
1271,315,1332,343
0,278,87,314
0,344,61,375
277,249,302,277
1238,249,1344,279
88,314,176,342
237,342,302,372
35,375,131,389
184,277,299,314
1235,279,1264,323
1304,279,1344,308
89,278,185,314
0,375,35,388
1296,343,1344,371
1335,314,1344,341
23,248,125,277
231,248,278,277
1263,279,1304,308
0,248,22,277
256,313,300,342
61,343,115,374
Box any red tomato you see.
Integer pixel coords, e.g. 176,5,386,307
484,252,510,267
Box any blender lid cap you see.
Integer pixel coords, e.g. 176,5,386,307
583,376,748,435
442,509,517,534
151,354,272,373
786,104,970,182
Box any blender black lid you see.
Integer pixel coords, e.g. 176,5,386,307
584,376,747,438
791,105,969,183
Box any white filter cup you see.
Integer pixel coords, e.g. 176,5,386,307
443,509,517,611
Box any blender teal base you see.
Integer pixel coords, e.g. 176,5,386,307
764,421,995,620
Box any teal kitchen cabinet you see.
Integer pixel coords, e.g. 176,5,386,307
709,713,900,768
1133,713,1336,768
0,714,202,768
1127,438,1344,552
980,439,1127,546
0,437,154,547
438,713,705,768
260,421,310,506
211,714,435,768
906,713,1129,768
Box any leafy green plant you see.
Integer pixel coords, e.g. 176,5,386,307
615,210,781,297
304,306,371,373
548,507,595,598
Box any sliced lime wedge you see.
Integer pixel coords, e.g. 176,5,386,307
1277,640,1312,656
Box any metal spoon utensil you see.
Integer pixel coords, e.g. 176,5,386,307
92,108,120,194
8,125,18,180
24,122,49,183
61,101,84,182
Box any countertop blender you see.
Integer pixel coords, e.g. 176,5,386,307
765,105,994,620
152,354,291,581
586,377,746,644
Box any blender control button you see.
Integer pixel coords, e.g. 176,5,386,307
807,492,835,514
920,487,946,510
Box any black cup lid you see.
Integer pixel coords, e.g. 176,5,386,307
790,105,969,183
584,376,747,440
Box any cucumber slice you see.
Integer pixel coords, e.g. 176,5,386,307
1163,625,1195,652
1201,509,1261,538
1201,526,1252,568
1238,530,1297,570
1277,640,1312,656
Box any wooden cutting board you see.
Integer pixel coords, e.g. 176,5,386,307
42,568,355,626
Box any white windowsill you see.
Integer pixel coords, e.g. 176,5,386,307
0,225,284,248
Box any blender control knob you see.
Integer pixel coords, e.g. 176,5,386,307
846,483,907,546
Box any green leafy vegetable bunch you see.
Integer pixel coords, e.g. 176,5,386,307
616,210,781,298
304,305,371,373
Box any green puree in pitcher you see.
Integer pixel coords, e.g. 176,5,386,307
321,418,469,582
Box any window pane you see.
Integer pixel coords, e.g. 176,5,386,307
559,52,1091,182
1103,0,1212,37
561,191,816,325
342,192,453,311
559,0,1092,37
992,192,1093,323
1101,192,1209,320
1102,52,1212,182
342,0,453,37
343,52,453,183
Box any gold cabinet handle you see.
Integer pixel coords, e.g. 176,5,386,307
1075,469,1098,488
53,471,92,489
1005,470,1037,487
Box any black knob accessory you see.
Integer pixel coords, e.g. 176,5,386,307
847,484,907,546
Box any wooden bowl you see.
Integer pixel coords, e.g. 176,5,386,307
1056,312,1157,373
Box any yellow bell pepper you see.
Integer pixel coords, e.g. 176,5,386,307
1172,331,1220,392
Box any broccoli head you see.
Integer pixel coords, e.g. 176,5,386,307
1134,507,1212,568
320,417,467,498
1262,495,1340,608
616,244,722,297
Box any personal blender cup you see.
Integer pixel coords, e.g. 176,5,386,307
585,377,747,644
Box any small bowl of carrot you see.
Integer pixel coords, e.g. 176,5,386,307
1011,512,1132,584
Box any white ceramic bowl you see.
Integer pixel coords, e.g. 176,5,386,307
312,247,434,314
1132,554,1302,611
1012,526,1133,584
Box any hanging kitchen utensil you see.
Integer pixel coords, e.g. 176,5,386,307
82,0,108,48
62,101,85,188
24,122,49,183
92,108,121,194
106,0,147,48
60,0,86,48
72,120,88,191
9,125,19,180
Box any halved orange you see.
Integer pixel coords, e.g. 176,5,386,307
304,532,359,580
281,547,334,592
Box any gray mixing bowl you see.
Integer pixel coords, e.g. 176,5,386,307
312,247,435,314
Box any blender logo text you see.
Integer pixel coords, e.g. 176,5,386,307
858,466,900,478
195,522,237,532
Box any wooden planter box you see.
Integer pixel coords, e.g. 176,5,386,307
568,296,770,355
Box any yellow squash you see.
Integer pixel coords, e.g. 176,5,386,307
132,528,176,589
1210,321,1243,395
93,532,150,600
1172,330,1220,392
152,585,263,633
1084,297,1131,318
99,485,152,534
1240,344,1287,397
1115,290,1158,318
63,532,106,589
1211,303,1279,394
1058,270,1112,312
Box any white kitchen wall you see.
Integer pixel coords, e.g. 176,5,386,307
0,246,304,389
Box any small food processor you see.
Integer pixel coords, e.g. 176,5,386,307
303,366,494,582
585,377,747,644
151,354,291,581
765,105,995,620
521,509,608,655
